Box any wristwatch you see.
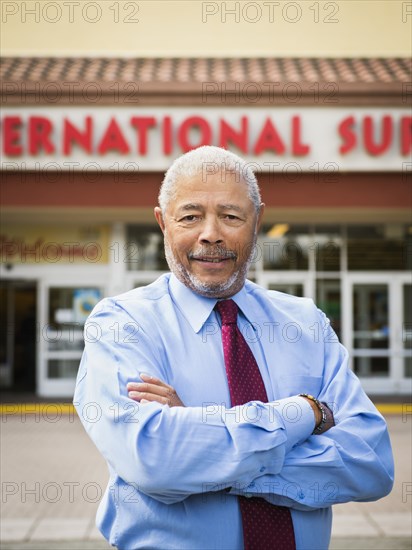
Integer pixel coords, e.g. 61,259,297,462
299,393,330,435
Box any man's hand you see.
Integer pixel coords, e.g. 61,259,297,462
127,373,185,407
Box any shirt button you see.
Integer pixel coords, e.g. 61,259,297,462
259,467,266,473
244,493,253,498
298,491,305,500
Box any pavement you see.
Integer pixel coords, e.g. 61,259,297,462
0,410,411,550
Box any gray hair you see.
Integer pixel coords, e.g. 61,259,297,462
158,146,261,213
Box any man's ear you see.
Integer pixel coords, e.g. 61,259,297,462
256,203,265,232
154,207,165,233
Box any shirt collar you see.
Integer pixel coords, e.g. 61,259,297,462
169,273,254,333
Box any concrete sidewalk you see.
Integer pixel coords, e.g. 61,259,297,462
1,413,411,549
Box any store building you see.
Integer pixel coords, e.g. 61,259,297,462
1,56,411,397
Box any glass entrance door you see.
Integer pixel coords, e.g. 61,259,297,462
0,282,13,388
402,283,412,379
0,280,37,392
345,274,412,394
38,276,105,398
352,283,390,377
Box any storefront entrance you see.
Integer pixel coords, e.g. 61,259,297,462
343,274,412,393
1,222,410,398
0,280,37,393
0,266,108,398
37,271,106,398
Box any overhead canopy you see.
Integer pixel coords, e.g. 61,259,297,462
1,57,410,105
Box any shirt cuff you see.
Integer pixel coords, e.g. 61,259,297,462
271,396,316,453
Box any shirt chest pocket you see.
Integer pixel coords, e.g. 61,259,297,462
276,375,323,399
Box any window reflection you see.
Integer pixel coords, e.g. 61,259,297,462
353,284,389,349
314,226,341,271
316,279,341,339
348,225,409,271
261,224,309,270
404,284,412,378
48,359,80,379
47,287,101,378
352,284,389,378
126,225,167,271
354,357,389,377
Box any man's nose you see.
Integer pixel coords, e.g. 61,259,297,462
198,217,223,244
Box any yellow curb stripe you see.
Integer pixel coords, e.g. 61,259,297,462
375,404,407,415
0,403,408,416
0,403,76,416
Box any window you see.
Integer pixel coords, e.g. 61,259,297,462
46,287,101,379
348,225,409,271
261,224,309,270
126,225,167,271
314,225,341,272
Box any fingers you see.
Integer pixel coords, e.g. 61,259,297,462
128,374,173,392
129,391,170,405
127,382,175,404
127,381,170,397
140,372,171,387
126,373,183,407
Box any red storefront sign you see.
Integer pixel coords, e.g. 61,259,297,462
1,108,411,171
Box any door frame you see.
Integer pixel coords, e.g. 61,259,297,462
342,272,412,394
37,267,108,397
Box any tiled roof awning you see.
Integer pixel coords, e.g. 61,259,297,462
1,57,411,105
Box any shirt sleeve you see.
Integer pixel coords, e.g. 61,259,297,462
73,299,316,505
229,309,395,510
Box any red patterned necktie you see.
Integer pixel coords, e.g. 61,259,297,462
215,299,296,550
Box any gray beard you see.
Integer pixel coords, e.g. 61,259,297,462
163,232,257,298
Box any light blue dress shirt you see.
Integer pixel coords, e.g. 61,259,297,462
74,273,394,550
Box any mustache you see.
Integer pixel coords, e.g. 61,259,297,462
188,246,237,260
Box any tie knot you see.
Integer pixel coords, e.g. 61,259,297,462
215,299,238,325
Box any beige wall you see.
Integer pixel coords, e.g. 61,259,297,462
1,0,411,57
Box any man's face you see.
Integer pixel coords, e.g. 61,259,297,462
154,170,264,298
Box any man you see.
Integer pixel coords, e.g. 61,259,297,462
74,146,394,550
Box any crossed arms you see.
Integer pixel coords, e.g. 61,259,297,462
74,299,394,509
127,374,327,431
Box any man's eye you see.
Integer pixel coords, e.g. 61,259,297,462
224,215,239,220
181,215,199,222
